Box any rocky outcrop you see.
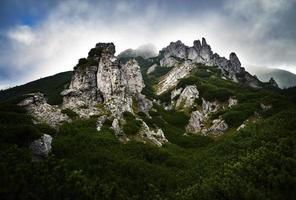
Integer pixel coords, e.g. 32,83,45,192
202,98,221,114
30,134,52,158
157,60,195,94
186,97,237,136
228,97,238,108
186,110,205,133
208,118,228,136
171,88,183,100
157,38,261,94
175,85,199,109
18,93,69,128
61,43,166,146
147,64,158,75
139,122,168,147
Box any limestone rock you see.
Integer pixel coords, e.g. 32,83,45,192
202,98,221,114
171,88,183,100
208,118,228,136
139,121,168,146
186,110,205,133
96,115,107,131
228,97,238,108
136,94,153,114
147,64,158,75
157,38,262,94
30,134,52,158
175,85,199,109
157,60,195,95
122,59,145,95
18,93,69,128
260,103,272,111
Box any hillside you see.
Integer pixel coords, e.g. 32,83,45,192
0,71,72,105
0,40,295,200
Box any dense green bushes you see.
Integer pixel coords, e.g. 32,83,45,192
122,111,142,135
222,103,259,127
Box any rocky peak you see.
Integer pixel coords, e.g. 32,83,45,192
229,52,242,73
95,42,116,55
193,40,201,50
268,77,279,88
162,40,187,59
158,37,261,92
201,37,207,46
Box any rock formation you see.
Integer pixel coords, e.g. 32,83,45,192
30,134,52,158
61,43,166,146
175,85,199,109
157,38,261,94
18,93,70,128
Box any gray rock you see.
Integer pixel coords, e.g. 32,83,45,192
18,93,70,128
147,64,158,74
202,98,221,114
228,97,238,108
156,38,262,95
175,85,199,109
139,121,168,146
97,115,107,131
186,110,205,133
30,134,52,158
171,87,183,100
208,118,228,136
260,103,272,110
157,60,196,95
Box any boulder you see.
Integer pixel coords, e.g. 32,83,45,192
30,134,52,158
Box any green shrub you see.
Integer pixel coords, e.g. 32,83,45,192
61,109,79,119
222,103,259,127
122,112,142,135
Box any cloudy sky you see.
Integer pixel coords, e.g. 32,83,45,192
0,0,296,89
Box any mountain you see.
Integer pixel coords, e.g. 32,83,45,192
248,66,296,88
0,38,295,200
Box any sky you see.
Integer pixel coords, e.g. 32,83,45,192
0,0,296,89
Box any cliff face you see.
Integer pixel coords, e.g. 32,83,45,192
62,43,146,116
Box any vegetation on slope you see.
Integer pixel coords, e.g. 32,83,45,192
0,71,72,105
0,56,295,199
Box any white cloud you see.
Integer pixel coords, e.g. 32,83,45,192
7,25,35,45
1,0,296,88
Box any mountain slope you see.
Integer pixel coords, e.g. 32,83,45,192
0,71,72,105
0,39,295,200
